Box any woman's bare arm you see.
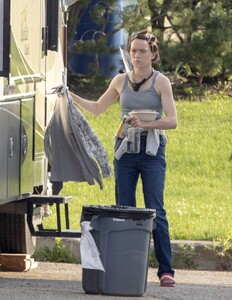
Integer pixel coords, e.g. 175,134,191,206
70,74,124,116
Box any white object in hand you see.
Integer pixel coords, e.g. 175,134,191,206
129,110,159,121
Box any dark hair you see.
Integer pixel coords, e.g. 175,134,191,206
127,30,160,63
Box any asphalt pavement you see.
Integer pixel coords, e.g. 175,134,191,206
1,262,232,300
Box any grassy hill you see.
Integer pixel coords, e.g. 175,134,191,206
43,94,232,241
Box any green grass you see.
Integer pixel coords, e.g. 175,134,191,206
43,94,232,241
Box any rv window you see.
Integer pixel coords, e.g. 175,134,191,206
0,0,10,77
46,0,59,52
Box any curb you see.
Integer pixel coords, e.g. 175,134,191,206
35,237,232,271
170,240,232,271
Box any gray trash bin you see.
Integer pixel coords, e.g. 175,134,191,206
80,205,156,296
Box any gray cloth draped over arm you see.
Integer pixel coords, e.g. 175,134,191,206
44,89,112,189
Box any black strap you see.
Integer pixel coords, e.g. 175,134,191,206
128,70,154,92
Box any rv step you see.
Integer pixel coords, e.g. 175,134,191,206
27,195,76,238
32,229,81,238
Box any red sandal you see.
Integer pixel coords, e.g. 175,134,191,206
160,273,175,287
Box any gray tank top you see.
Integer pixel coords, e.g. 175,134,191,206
119,71,163,119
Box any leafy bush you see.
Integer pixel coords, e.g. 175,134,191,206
34,238,80,263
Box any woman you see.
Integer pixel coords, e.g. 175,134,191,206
70,30,177,287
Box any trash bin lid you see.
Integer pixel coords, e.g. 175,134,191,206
82,205,155,219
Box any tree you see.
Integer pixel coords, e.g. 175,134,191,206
67,0,122,81
147,0,232,85
67,0,232,90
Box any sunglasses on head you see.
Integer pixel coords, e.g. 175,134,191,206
131,30,154,43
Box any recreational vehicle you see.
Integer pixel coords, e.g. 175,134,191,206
0,0,78,258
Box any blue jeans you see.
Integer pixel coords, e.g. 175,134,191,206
114,134,174,278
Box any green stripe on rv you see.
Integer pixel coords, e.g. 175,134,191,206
10,32,40,84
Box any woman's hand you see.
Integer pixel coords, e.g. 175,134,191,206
125,115,145,128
